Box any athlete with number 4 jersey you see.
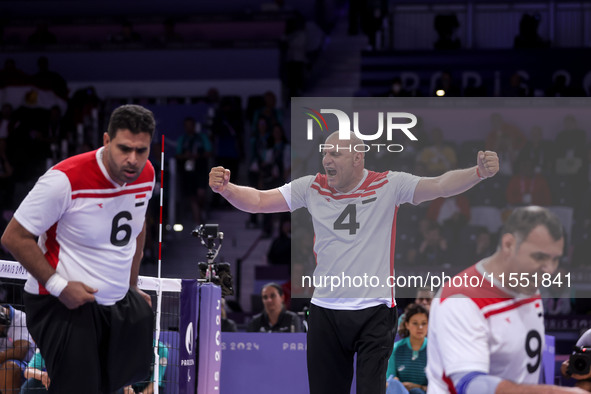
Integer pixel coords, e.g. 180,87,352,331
427,206,587,394
210,130,499,394
1,105,156,394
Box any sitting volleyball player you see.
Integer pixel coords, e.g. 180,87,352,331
427,206,587,394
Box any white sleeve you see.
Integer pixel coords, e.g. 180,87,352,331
14,170,71,236
432,297,491,376
279,175,314,212
388,171,421,205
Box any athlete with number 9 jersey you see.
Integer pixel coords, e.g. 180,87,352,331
210,130,499,394
427,206,587,394
1,104,156,393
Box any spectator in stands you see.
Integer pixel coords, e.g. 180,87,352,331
267,213,291,265
503,72,529,97
485,113,525,176
176,117,212,225
381,77,411,98
433,71,460,97
514,12,549,49
0,59,29,88
554,115,587,177
561,329,591,391
417,221,449,267
247,283,303,333
27,23,57,47
221,298,237,332
157,18,183,45
0,138,14,210
119,340,168,394
416,128,458,176
506,157,551,206
397,288,435,328
425,195,470,251
109,21,142,44
517,126,552,175
20,349,49,393
0,104,15,140
467,227,495,263
433,14,461,50
386,303,429,394
0,304,33,393
282,13,308,99
252,91,284,131
32,56,68,100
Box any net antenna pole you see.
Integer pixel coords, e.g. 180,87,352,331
153,134,165,394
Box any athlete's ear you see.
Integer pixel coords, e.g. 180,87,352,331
500,233,516,254
103,132,110,146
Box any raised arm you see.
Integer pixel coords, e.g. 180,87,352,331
209,166,289,213
413,151,499,205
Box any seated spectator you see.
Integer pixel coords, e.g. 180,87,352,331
416,128,458,176
485,113,525,176
267,214,291,265
554,115,587,177
517,126,552,175
20,349,49,393
0,305,33,393
417,221,449,267
502,72,529,97
467,227,495,263
221,298,237,332
387,303,429,394
432,71,460,97
506,158,551,206
247,283,303,333
425,195,470,249
118,339,168,394
175,117,212,225
33,56,68,100
513,12,549,49
398,288,435,328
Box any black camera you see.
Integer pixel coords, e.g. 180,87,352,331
568,346,591,376
192,224,234,297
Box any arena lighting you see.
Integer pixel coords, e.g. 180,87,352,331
436,89,446,96
173,224,184,232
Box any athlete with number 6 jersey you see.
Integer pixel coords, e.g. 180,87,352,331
427,206,587,394
1,105,157,394
210,130,499,394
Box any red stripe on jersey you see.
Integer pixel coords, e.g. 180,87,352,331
135,193,147,199
313,234,318,266
54,148,155,192
311,171,388,200
389,206,398,307
440,265,512,301
40,222,59,295
442,373,458,394
482,296,541,319
73,185,153,199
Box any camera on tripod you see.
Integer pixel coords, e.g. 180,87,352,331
192,224,234,297
568,346,591,375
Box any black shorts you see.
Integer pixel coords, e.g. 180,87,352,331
24,289,154,394
307,303,398,394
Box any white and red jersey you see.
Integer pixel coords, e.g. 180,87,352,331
279,169,420,310
427,261,545,394
15,147,154,305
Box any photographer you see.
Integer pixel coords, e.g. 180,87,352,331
561,329,591,391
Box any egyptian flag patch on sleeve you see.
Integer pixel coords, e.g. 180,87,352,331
135,193,147,207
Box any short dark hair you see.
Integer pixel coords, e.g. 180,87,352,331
107,104,156,140
498,206,563,248
262,282,283,297
398,303,429,338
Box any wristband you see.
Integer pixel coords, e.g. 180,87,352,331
45,273,68,297
476,168,486,180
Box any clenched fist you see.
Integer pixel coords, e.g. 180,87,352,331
477,151,499,179
209,166,231,193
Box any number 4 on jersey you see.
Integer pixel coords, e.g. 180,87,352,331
333,204,360,235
